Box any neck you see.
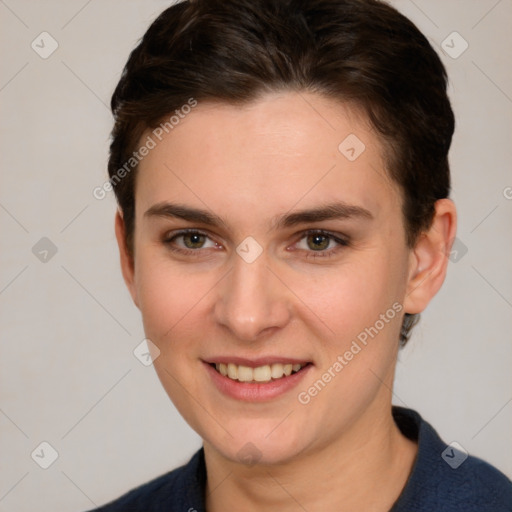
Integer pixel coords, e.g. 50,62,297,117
204,401,418,512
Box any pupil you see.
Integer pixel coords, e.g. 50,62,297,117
309,234,328,251
185,233,204,248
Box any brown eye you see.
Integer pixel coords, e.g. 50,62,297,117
293,230,349,260
163,229,219,255
182,233,207,249
306,234,331,251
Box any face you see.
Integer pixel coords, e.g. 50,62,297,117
119,91,418,465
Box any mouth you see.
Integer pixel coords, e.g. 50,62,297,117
203,357,314,401
209,361,311,383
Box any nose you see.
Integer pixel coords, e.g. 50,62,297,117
214,249,292,342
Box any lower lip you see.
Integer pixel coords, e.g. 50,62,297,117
203,362,313,402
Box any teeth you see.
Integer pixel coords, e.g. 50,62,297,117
271,363,284,379
227,363,238,380
253,365,272,382
237,365,253,382
214,362,307,382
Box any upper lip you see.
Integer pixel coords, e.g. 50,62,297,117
204,356,312,368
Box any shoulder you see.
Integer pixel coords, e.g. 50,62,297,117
423,451,512,511
85,448,206,512
447,454,512,510
392,407,512,512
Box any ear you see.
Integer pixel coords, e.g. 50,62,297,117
114,209,139,309
403,198,457,314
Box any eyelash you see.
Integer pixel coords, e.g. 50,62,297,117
162,228,350,260
299,229,350,259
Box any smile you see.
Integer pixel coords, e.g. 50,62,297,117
204,357,313,401
212,362,308,383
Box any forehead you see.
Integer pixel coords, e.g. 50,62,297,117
135,91,400,231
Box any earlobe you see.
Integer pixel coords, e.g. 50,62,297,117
114,210,139,308
403,198,457,315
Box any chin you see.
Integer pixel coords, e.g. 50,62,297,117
205,420,310,466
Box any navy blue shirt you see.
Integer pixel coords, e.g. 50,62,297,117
89,407,512,511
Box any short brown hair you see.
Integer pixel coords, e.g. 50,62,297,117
108,0,455,345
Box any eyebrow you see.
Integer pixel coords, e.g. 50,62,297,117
272,202,373,229
144,203,229,229
144,201,374,230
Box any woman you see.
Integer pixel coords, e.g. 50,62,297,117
90,0,512,510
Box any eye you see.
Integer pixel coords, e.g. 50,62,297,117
163,229,220,254
179,232,208,249
293,230,349,259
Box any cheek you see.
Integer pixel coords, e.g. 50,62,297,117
291,259,405,419
134,254,211,346
291,252,405,345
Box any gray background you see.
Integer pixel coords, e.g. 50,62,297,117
1,0,511,510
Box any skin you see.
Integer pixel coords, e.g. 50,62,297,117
115,91,457,511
